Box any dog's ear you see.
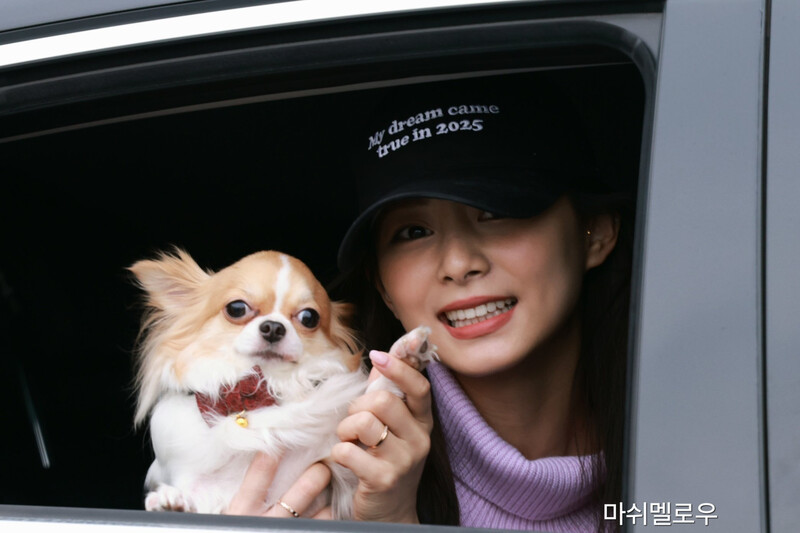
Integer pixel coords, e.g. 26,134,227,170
330,301,363,370
128,247,210,313
331,301,355,323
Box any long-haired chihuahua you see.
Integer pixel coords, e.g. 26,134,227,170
129,249,435,518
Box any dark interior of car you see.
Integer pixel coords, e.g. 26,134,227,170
0,63,644,510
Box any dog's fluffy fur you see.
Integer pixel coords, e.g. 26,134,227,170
129,249,435,518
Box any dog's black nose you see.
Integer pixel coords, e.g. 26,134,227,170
259,320,286,343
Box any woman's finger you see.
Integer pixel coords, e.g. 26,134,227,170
336,410,390,448
312,505,333,520
368,350,432,421
348,387,432,439
367,365,383,383
225,452,280,515
330,441,388,483
265,462,331,519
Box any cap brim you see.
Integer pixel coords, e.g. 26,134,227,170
337,175,563,272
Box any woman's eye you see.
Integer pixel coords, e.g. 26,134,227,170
224,300,252,320
394,225,432,241
296,308,320,329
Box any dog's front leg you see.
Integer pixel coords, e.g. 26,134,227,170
144,483,197,512
366,326,438,397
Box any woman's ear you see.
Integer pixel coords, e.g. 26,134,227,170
585,213,620,270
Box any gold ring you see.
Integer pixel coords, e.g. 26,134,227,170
277,499,300,518
371,424,389,449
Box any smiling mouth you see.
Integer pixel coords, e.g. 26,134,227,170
440,298,518,328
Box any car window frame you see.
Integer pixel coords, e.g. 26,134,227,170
0,3,661,532
765,0,800,530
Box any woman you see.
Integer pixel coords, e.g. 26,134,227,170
229,74,634,532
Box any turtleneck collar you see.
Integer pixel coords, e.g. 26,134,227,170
428,360,600,522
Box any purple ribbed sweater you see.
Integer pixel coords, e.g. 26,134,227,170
428,361,600,532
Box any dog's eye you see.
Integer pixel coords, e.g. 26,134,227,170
296,308,320,329
225,300,252,321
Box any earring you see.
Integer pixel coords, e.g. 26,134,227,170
586,230,592,236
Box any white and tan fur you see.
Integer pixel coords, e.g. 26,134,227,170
129,249,435,518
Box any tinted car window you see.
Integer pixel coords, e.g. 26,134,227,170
0,63,645,510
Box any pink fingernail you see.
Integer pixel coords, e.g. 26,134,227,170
369,350,389,367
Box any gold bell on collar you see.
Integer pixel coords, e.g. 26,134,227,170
235,411,249,428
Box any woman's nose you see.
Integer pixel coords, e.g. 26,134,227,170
437,235,490,284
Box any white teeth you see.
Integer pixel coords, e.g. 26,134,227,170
443,298,517,328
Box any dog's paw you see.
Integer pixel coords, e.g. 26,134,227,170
365,326,439,398
388,326,439,371
144,485,195,512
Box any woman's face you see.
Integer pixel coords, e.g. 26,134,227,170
375,196,603,377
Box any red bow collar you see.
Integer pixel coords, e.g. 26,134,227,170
195,366,275,426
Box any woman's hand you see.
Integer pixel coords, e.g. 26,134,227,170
330,349,434,523
225,452,333,519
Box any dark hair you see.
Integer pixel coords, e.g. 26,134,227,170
570,189,634,532
328,231,461,525
328,188,634,529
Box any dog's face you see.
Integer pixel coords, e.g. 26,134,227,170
129,250,360,423
216,252,340,360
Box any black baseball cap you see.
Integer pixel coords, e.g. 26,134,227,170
337,75,600,271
